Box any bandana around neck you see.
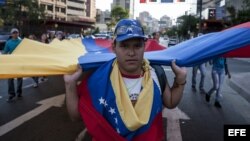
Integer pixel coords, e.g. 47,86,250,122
110,59,153,131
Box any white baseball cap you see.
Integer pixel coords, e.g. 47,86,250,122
10,28,19,34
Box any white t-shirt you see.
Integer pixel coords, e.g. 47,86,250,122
122,68,161,101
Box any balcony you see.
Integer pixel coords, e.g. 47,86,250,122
40,0,54,4
56,12,67,17
56,1,66,8
67,9,86,17
67,1,86,9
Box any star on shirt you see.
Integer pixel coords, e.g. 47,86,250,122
114,117,118,125
116,128,120,134
104,101,108,107
109,107,116,115
99,97,105,105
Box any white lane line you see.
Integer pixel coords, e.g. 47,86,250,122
0,94,65,136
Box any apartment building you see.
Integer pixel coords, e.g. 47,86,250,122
86,0,96,19
36,0,97,34
39,0,67,21
38,0,95,22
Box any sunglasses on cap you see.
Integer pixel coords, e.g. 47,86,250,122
115,25,144,36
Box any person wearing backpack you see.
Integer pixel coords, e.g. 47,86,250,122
64,19,187,140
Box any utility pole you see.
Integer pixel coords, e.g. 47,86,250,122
198,0,202,33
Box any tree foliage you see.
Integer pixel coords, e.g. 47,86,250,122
176,15,199,39
110,6,129,29
226,0,250,25
165,26,178,37
0,0,45,27
111,6,129,23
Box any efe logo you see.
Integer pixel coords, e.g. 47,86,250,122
228,129,246,136
224,125,249,141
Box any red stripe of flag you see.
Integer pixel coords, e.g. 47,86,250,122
140,0,147,3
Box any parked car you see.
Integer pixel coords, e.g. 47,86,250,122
94,33,111,39
168,38,178,47
0,33,11,50
85,35,96,39
67,34,81,39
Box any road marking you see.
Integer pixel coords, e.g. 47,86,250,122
162,107,190,141
0,94,65,136
22,78,48,89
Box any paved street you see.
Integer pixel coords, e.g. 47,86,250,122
0,58,249,141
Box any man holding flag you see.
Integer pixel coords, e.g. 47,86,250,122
64,19,187,140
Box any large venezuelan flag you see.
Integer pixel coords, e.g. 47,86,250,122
0,38,85,78
140,0,147,3
79,22,250,70
78,59,164,140
0,22,250,78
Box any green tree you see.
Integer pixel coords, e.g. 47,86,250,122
106,22,113,32
142,25,150,35
0,0,45,28
166,26,178,37
227,0,250,25
176,15,199,39
227,6,237,25
110,6,129,29
92,27,100,34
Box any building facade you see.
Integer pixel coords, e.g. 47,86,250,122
137,11,159,34
160,15,172,28
37,0,96,33
39,0,96,22
86,0,96,19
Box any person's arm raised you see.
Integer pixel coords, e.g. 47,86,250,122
162,60,187,109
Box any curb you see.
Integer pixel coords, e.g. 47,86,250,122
232,58,250,63
227,78,250,103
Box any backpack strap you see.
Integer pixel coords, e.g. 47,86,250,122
151,65,167,94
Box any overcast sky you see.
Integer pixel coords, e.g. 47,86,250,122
96,0,190,20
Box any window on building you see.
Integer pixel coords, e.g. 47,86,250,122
56,7,60,12
67,6,83,11
47,5,53,11
47,15,53,20
61,8,66,13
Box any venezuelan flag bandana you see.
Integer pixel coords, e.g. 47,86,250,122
78,59,164,141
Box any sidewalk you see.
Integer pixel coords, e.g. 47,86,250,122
234,58,250,63
227,72,250,103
